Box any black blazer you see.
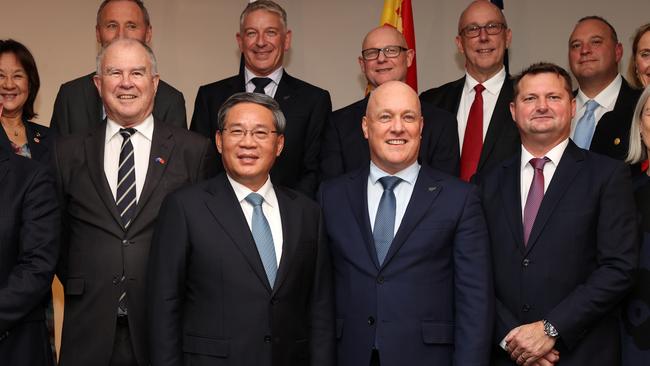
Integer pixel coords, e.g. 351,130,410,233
147,173,335,366
53,120,216,366
0,120,51,164
51,72,187,135
420,76,520,182
0,149,59,366
481,141,638,365
190,71,332,197
320,96,460,181
586,78,642,161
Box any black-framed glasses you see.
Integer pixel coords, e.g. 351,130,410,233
222,127,278,141
361,45,408,61
460,23,506,38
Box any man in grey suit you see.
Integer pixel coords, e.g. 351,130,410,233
51,0,186,135
53,39,214,366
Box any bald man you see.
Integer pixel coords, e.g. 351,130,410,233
320,81,493,366
321,26,459,181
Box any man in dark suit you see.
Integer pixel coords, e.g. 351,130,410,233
320,81,493,366
420,0,519,182
0,149,59,366
190,0,331,197
481,62,637,365
51,0,186,136
53,39,215,366
568,16,642,161
148,92,334,366
320,25,459,181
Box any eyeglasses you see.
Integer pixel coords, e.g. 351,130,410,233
361,45,408,61
222,127,278,141
460,23,506,38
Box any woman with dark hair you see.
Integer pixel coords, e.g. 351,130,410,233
628,23,650,89
0,39,50,163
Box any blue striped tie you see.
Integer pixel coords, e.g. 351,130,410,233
245,193,278,287
373,176,402,265
116,128,137,229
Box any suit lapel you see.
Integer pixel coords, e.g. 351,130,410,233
448,77,465,114
479,77,513,170
498,155,525,252
85,73,103,124
274,72,294,110
272,187,300,294
357,97,371,165
24,122,46,161
204,175,273,292
345,167,379,269
0,150,9,184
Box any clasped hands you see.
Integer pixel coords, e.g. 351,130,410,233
504,321,559,366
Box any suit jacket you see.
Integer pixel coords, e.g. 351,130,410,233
0,120,51,164
320,97,460,181
480,141,638,365
0,149,59,366
51,72,187,135
319,165,493,366
147,173,335,366
53,120,216,366
190,71,332,197
420,76,520,182
587,78,642,161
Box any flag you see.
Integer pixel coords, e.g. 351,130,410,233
379,0,417,91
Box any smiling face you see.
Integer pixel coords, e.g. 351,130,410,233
237,9,291,77
635,31,650,87
0,52,28,119
359,26,414,88
96,0,152,47
93,40,159,127
568,18,622,87
362,81,423,174
455,0,511,82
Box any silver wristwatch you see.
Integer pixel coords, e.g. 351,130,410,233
543,319,559,338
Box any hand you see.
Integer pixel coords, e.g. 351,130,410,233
505,321,556,365
531,349,560,366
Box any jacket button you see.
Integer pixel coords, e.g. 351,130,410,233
264,335,272,343
522,259,530,267
367,316,375,326
522,304,531,312
270,298,278,305
377,276,384,284
122,239,129,246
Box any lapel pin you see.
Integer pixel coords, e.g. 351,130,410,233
155,157,166,165
33,137,40,143
283,95,290,100
428,186,438,192
613,137,621,146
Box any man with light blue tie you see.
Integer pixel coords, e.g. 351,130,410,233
569,15,641,161
319,81,493,366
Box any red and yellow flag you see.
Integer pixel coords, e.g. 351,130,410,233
380,0,417,91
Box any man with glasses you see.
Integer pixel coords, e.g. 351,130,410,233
148,92,335,366
420,0,519,182
321,25,459,181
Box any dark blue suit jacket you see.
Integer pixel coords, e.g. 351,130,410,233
481,141,638,365
319,164,493,366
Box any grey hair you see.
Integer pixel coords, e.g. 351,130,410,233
217,92,286,134
239,0,287,30
626,86,650,164
96,38,158,76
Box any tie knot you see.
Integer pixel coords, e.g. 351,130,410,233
245,192,264,207
529,157,550,170
585,99,599,113
378,176,402,191
119,128,136,139
474,84,485,94
251,77,272,90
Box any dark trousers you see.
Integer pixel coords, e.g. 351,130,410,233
109,316,138,366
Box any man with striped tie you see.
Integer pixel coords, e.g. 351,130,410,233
53,38,215,366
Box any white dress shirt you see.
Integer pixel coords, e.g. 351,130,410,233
104,115,153,202
244,66,283,98
457,66,507,152
519,139,569,217
571,74,622,138
367,161,420,236
228,175,283,265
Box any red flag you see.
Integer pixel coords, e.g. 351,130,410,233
380,0,417,91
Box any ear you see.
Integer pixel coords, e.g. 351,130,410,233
570,97,577,120
93,74,102,97
152,74,160,95
284,29,292,51
362,116,369,139
216,131,224,154
455,35,464,55
509,101,516,121
275,134,285,157
405,48,415,67
615,42,623,64
96,25,102,44
145,25,153,45
236,32,244,53
358,56,367,75
505,28,513,49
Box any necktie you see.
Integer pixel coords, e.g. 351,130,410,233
460,84,486,181
251,77,273,95
573,100,599,149
245,193,278,287
523,157,550,246
373,176,402,265
116,128,137,228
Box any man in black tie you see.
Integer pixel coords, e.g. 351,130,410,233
190,0,331,197
53,38,215,366
481,62,637,365
148,92,334,366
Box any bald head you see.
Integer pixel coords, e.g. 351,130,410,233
359,25,414,87
367,80,420,114
458,0,507,33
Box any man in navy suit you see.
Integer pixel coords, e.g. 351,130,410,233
320,81,493,366
191,0,331,197
481,62,637,365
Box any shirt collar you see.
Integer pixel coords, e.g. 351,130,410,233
520,138,569,171
227,174,278,209
576,74,622,110
464,66,506,96
105,114,154,144
244,66,284,87
369,160,420,186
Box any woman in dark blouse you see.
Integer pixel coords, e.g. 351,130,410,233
0,39,50,163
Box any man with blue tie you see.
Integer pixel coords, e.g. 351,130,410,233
319,80,493,366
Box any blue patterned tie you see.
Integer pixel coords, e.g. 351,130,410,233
116,128,136,315
245,193,278,287
373,176,402,265
573,100,599,149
